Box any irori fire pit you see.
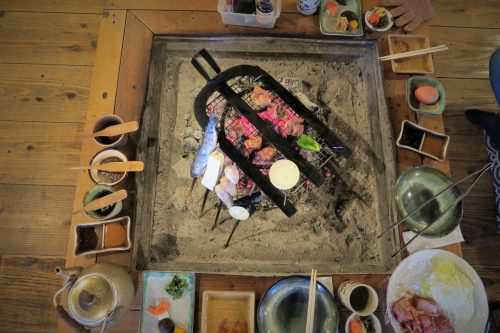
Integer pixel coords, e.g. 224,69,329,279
133,36,399,274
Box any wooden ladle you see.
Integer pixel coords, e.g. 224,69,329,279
72,189,128,216
84,121,139,139
70,161,144,172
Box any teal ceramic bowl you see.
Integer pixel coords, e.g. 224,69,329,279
83,184,123,220
407,76,446,115
257,276,338,333
394,166,462,237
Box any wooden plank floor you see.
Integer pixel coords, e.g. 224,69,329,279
0,1,498,331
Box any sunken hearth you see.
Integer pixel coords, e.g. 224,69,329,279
133,37,399,274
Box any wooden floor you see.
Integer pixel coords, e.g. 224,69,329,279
0,1,499,331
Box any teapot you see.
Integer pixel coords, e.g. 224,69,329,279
53,263,135,333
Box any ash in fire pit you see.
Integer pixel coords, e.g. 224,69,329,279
134,37,399,274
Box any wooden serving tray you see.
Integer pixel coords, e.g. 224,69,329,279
388,34,435,74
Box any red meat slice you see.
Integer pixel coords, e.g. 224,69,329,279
392,297,416,322
432,314,454,333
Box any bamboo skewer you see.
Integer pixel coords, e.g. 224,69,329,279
306,268,317,333
198,188,210,218
379,45,448,61
211,201,223,231
70,161,144,172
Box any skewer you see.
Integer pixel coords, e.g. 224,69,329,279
211,201,223,231
185,178,197,205
224,219,241,248
379,45,449,61
305,268,317,333
198,188,210,218
378,162,492,239
391,163,491,257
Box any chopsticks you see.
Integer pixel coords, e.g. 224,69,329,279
379,45,448,62
305,268,317,333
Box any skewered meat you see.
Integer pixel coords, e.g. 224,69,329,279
243,136,262,153
391,295,454,333
215,184,233,209
227,120,245,139
265,103,287,119
219,176,237,196
224,165,240,184
211,100,227,118
254,147,277,164
251,85,273,106
285,118,304,137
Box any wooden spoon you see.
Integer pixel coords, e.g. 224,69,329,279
72,189,127,216
70,161,144,172
84,121,139,139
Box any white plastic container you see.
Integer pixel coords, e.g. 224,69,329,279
218,0,281,29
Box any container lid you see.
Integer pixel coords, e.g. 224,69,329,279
68,273,116,327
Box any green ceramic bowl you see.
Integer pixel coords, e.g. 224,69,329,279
394,166,462,237
83,184,123,220
407,76,446,115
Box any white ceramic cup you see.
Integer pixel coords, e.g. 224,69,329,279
92,114,128,148
338,280,379,316
89,149,128,186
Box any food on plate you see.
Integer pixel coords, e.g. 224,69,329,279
285,118,304,136
227,119,246,139
337,0,347,5
391,294,454,333
251,85,273,106
335,16,349,32
165,274,189,300
421,257,474,326
243,136,263,153
341,11,359,31
254,147,277,164
147,300,170,317
348,315,376,333
174,327,186,333
224,165,240,184
220,176,237,196
415,86,439,105
367,7,390,29
215,183,234,208
325,2,339,17
158,318,175,333
103,222,127,248
297,134,321,152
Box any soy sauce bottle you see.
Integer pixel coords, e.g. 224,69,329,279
234,0,256,14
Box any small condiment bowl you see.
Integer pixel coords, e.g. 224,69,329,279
83,184,123,220
92,114,128,148
89,149,128,186
74,216,131,257
365,7,393,32
407,76,446,115
345,313,382,333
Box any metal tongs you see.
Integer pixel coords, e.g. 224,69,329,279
378,162,492,257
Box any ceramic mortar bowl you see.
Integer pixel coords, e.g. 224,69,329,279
89,149,128,186
83,184,123,220
257,276,338,333
92,114,128,148
394,165,463,237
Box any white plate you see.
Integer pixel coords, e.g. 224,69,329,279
386,249,488,333
140,272,195,333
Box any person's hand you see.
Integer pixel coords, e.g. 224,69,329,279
381,0,436,32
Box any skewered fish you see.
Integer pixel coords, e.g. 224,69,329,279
219,176,237,196
215,184,233,209
187,113,218,202
224,165,240,184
